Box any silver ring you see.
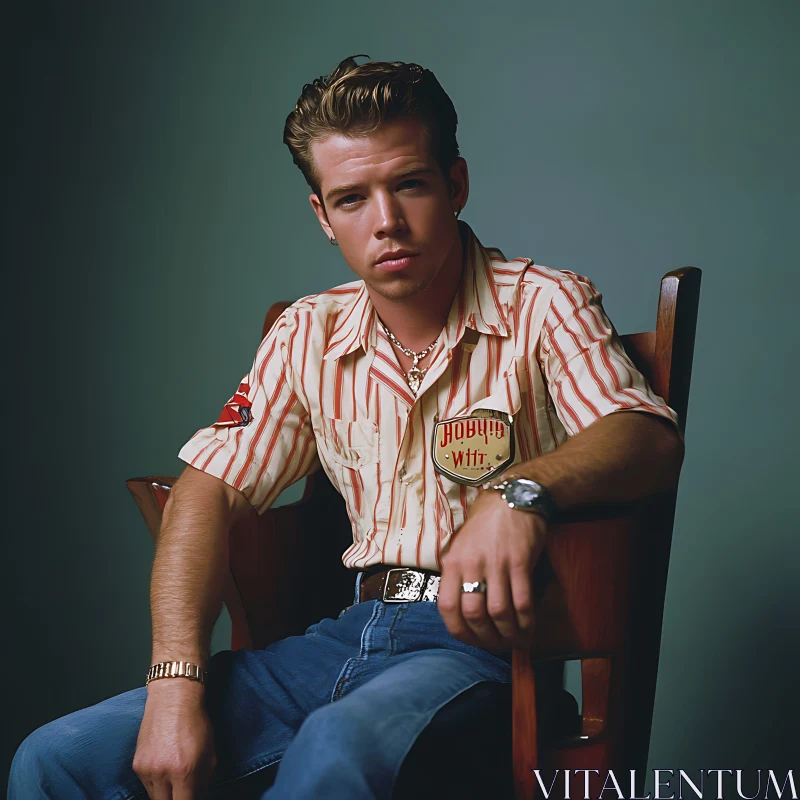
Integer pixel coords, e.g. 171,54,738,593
461,581,487,594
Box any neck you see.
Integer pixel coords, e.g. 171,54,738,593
368,231,464,352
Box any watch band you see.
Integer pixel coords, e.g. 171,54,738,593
145,660,208,687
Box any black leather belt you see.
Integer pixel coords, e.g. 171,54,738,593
358,566,441,603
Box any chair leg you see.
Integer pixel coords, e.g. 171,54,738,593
546,656,615,799
512,647,538,799
580,656,612,740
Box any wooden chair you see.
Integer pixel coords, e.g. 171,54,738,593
128,267,701,799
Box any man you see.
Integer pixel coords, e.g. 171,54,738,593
9,55,684,799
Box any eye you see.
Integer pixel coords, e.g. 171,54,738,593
337,194,362,208
398,179,424,191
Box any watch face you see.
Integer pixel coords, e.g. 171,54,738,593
506,479,544,508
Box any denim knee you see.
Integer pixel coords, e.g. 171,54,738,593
8,688,147,800
268,703,379,798
9,718,69,798
296,701,373,752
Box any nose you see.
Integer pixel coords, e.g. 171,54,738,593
372,191,408,239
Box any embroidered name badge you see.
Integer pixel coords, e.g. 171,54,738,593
431,409,515,486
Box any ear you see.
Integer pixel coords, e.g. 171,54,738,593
447,158,470,215
309,193,334,241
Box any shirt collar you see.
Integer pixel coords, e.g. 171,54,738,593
322,221,510,361
322,281,376,361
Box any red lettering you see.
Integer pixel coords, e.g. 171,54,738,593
452,450,464,467
454,421,464,441
439,424,452,448
466,420,476,439
477,419,487,444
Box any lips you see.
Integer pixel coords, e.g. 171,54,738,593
374,250,418,272
375,249,417,265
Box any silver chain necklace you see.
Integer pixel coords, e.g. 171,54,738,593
379,321,439,396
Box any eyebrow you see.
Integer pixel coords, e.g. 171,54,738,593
324,167,437,203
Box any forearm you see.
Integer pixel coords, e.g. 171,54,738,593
150,466,250,669
507,410,685,511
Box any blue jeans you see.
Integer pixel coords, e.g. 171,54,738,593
8,574,512,799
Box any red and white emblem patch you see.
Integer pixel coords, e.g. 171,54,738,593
215,380,253,428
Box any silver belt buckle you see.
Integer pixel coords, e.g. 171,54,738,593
382,568,425,602
422,575,440,602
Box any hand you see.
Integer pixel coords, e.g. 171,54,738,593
438,488,548,652
133,679,217,800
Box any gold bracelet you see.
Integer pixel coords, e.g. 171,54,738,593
145,660,208,686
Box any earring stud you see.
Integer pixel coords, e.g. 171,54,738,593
329,236,338,246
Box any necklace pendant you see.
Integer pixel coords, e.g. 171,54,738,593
406,366,425,396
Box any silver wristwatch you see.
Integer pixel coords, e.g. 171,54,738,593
486,476,558,521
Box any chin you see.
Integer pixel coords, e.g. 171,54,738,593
368,262,440,300
370,277,431,302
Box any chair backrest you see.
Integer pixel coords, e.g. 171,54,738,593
619,268,701,774
619,268,702,435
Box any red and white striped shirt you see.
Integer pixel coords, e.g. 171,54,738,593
179,222,679,571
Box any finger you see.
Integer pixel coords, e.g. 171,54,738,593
174,759,215,800
147,780,173,800
138,779,154,800
509,561,536,647
438,563,482,648
173,781,201,800
484,563,519,647
460,574,505,651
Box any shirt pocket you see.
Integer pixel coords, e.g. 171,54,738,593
320,417,380,470
319,418,380,524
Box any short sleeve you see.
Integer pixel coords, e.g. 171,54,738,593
178,308,320,512
538,271,681,438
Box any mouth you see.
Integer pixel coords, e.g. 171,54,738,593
374,250,418,272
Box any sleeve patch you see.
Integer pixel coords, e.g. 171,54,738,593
215,380,254,428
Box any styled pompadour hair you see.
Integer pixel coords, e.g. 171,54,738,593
283,55,460,203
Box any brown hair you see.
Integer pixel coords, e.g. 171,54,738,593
283,55,460,204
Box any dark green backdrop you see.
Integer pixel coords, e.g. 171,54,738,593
5,0,798,792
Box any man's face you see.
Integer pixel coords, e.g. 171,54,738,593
309,117,468,302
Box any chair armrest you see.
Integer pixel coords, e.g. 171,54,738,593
126,476,177,542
